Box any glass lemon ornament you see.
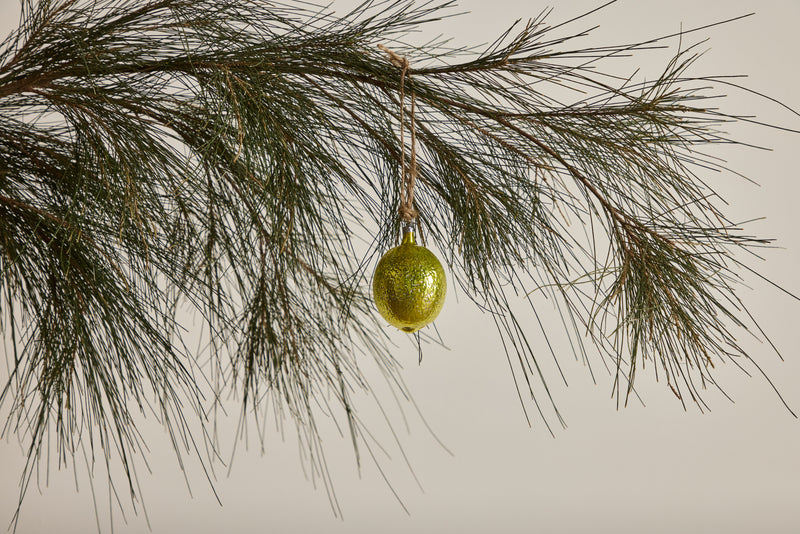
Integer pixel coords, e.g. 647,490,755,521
372,224,446,333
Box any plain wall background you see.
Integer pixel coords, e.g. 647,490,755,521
1,1,799,533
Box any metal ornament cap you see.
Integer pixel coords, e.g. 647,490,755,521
372,227,446,333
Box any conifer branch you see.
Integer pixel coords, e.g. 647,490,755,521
0,0,797,528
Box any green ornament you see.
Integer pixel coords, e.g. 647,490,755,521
372,225,446,333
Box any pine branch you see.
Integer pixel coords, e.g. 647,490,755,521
0,0,797,528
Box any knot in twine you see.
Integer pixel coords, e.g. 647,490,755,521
398,204,419,222
379,44,418,225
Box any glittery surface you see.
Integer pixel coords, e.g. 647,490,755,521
372,230,446,333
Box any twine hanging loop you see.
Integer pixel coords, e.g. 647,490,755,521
379,44,419,224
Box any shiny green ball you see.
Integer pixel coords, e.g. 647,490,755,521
372,229,446,333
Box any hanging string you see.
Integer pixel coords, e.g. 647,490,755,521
378,44,419,225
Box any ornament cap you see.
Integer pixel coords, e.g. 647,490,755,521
401,221,416,245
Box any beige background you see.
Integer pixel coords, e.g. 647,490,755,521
1,0,799,532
